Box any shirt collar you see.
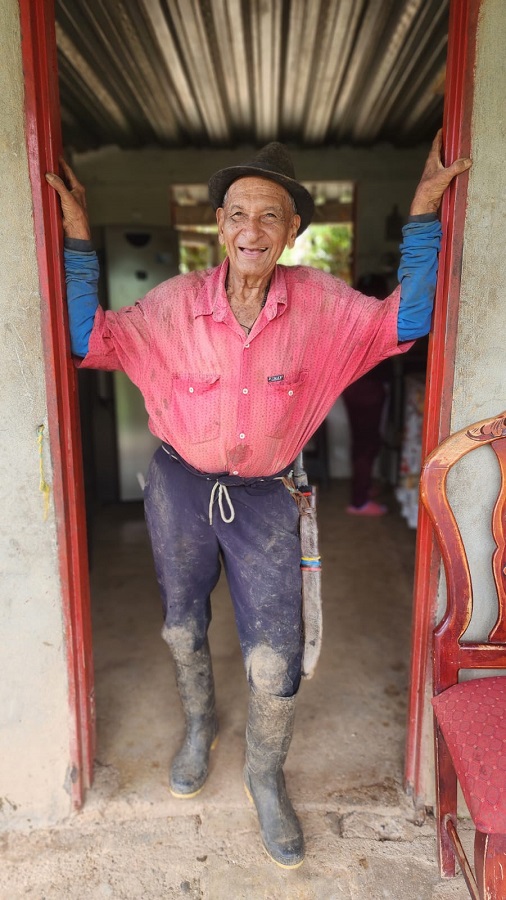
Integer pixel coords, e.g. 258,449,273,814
193,258,288,322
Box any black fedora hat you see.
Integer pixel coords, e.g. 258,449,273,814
208,142,314,236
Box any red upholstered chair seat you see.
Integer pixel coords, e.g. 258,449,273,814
432,675,506,834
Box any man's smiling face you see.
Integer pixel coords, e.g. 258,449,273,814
216,177,300,281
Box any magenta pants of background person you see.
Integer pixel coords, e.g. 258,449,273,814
342,374,387,509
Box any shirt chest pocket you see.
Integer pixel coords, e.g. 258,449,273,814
171,373,221,444
264,370,307,438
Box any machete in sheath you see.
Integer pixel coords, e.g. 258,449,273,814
283,453,323,679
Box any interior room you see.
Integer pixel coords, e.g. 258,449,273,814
6,1,470,894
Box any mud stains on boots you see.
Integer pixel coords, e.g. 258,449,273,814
168,637,218,798
244,687,304,868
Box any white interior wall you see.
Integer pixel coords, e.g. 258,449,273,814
0,0,73,829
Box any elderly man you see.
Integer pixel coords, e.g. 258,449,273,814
47,135,470,868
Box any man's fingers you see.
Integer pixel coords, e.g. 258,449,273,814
59,156,82,190
45,172,69,197
431,128,443,156
410,131,472,214
437,157,472,189
46,158,85,196
46,172,84,214
45,164,91,239
427,130,472,177
451,156,472,174
46,168,87,207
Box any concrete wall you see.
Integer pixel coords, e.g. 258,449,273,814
419,0,506,806
428,0,506,641
0,0,73,829
446,0,506,639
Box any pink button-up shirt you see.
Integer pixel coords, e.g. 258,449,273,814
80,259,411,477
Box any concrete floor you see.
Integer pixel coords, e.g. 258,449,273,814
1,482,471,899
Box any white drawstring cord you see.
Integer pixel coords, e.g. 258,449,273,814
161,446,289,525
209,481,235,525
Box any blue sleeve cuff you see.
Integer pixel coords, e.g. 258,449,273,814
64,237,94,252
406,213,438,224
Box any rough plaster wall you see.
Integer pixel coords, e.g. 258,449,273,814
420,0,506,807
72,143,428,278
446,0,506,642
0,0,72,828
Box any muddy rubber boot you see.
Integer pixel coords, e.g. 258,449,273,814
244,687,304,868
169,638,218,798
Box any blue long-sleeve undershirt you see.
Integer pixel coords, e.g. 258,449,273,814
63,215,442,357
397,216,441,341
64,246,99,357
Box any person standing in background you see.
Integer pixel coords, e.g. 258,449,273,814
342,272,392,516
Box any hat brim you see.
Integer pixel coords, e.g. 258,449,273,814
208,165,314,236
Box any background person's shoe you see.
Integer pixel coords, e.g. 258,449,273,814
346,500,387,517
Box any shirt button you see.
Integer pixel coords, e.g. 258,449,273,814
232,470,239,475
242,388,248,394
189,387,194,393
288,389,294,396
239,433,245,439
244,343,250,349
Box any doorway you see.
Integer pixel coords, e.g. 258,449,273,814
22,0,475,814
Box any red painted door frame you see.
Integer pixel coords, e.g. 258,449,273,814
405,0,481,803
19,0,95,806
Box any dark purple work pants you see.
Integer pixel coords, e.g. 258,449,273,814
144,446,303,696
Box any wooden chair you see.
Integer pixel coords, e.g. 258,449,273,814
420,411,506,900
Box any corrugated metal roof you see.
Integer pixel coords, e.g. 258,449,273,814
55,0,448,151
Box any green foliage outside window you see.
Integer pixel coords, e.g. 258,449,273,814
178,223,353,281
179,243,212,273
279,224,353,283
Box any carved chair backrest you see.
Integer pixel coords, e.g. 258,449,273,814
420,412,506,696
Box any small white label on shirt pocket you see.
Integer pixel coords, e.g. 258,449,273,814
265,369,307,438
